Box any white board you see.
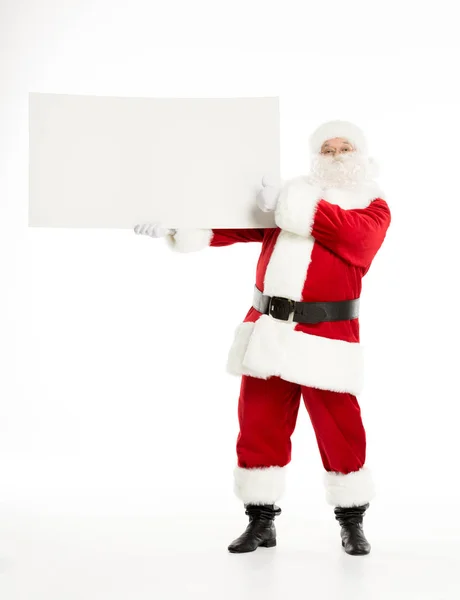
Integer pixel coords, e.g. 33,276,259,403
29,93,279,229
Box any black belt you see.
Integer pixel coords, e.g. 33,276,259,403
253,286,359,324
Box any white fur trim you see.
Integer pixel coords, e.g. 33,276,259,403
234,465,287,504
165,229,213,253
227,315,364,395
263,230,315,300
324,467,375,507
309,120,368,155
227,322,255,375
323,183,384,210
274,178,323,237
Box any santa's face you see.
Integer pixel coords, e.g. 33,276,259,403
320,137,354,156
309,137,376,189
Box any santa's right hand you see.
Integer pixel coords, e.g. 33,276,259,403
134,223,176,238
256,176,282,213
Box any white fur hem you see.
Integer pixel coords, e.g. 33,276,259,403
227,317,364,395
324,467,375,507
165,229,213,253
233,465,287,504
274,178,323,237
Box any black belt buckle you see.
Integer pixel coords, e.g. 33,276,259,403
268,296,295,321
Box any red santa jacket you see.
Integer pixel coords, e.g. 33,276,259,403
166,178,391,395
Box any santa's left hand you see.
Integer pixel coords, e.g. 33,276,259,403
256,176,282,213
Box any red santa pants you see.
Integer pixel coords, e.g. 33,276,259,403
234,375,373,507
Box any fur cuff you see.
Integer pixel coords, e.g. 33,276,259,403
324,467,375,507
233,465,287,504
274,178,323,236
165,229,213,253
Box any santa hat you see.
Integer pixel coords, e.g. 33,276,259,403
309,120,368,155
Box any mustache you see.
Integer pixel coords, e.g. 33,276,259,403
313,153,364,168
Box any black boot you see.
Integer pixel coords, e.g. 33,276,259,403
334,503,371,556
228,504,281,553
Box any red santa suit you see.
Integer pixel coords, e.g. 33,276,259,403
167,162,390,509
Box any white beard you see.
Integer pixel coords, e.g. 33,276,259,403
306,152,379,190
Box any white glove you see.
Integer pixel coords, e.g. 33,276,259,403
256,176,282,213
134,223,176,238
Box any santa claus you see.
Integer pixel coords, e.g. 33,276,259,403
135,120,391,556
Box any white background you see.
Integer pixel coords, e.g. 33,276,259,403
1,1,460,599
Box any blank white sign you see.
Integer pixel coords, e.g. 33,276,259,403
29,93,279,229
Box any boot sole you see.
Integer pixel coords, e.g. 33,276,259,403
341,541,371,556
228,539,276,553
260,539,277,548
